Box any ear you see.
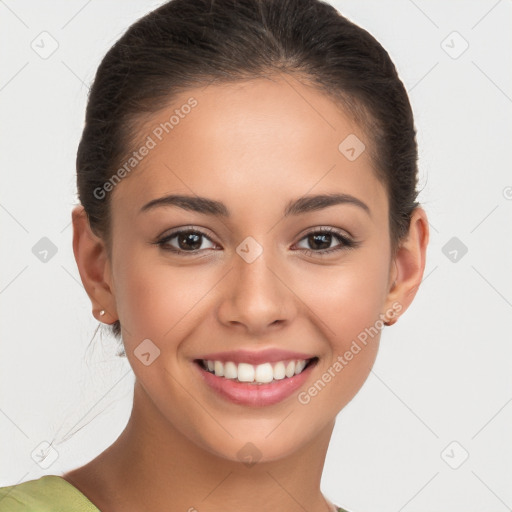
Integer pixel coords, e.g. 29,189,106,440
382,207,429,325
71,205,118,324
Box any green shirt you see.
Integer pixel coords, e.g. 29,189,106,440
0,476,100,511
0,475,349,511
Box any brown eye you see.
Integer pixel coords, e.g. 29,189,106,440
156,229,216,254
304,232,336,251
295,227,358,256
175,231,202,251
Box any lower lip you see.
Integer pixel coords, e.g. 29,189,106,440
193,359,318,407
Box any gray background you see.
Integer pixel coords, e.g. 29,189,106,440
1,1,511,511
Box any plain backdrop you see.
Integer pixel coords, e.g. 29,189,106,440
1,1,511,511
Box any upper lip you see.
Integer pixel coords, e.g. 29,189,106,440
194,348,317,365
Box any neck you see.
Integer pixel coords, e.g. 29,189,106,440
64,379,338,512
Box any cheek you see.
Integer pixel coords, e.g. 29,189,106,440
112,247,218,348
295,250,390,343
288,249,389,412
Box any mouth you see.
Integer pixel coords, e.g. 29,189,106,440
193,356,319,407
193,356,319,385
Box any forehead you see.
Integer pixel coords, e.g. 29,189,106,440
111,74,387,221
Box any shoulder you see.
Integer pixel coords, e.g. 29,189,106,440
0,475,100,512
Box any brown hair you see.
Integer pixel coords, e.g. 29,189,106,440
76,0,420,341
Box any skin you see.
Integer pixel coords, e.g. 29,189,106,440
64,73,429,512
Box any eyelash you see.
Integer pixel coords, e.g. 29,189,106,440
153,226,359,257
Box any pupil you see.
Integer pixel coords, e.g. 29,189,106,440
179,232,201,250
309,233,331,250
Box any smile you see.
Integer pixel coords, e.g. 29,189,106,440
193,357,319,407
196,357,318,384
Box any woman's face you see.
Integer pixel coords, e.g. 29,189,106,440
104,74,402,462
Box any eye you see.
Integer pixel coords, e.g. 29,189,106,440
294,227,358,256
152,226,359,257
154,228,217,254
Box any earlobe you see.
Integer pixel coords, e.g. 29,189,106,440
71,205,118,323
383,207,429,325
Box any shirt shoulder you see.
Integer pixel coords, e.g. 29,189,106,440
0,475,100,512
0,476,350,512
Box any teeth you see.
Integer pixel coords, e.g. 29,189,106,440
238,363,255,382
224,361,237,379
214,360,224,377
255,362,273,383
273,361,286,380
295,360,307,374
201,358,313,384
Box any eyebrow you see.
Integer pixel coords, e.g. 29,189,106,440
139,193,371,217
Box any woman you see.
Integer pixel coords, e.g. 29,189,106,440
0,0,428,510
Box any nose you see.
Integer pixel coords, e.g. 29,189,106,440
216,246,296,335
